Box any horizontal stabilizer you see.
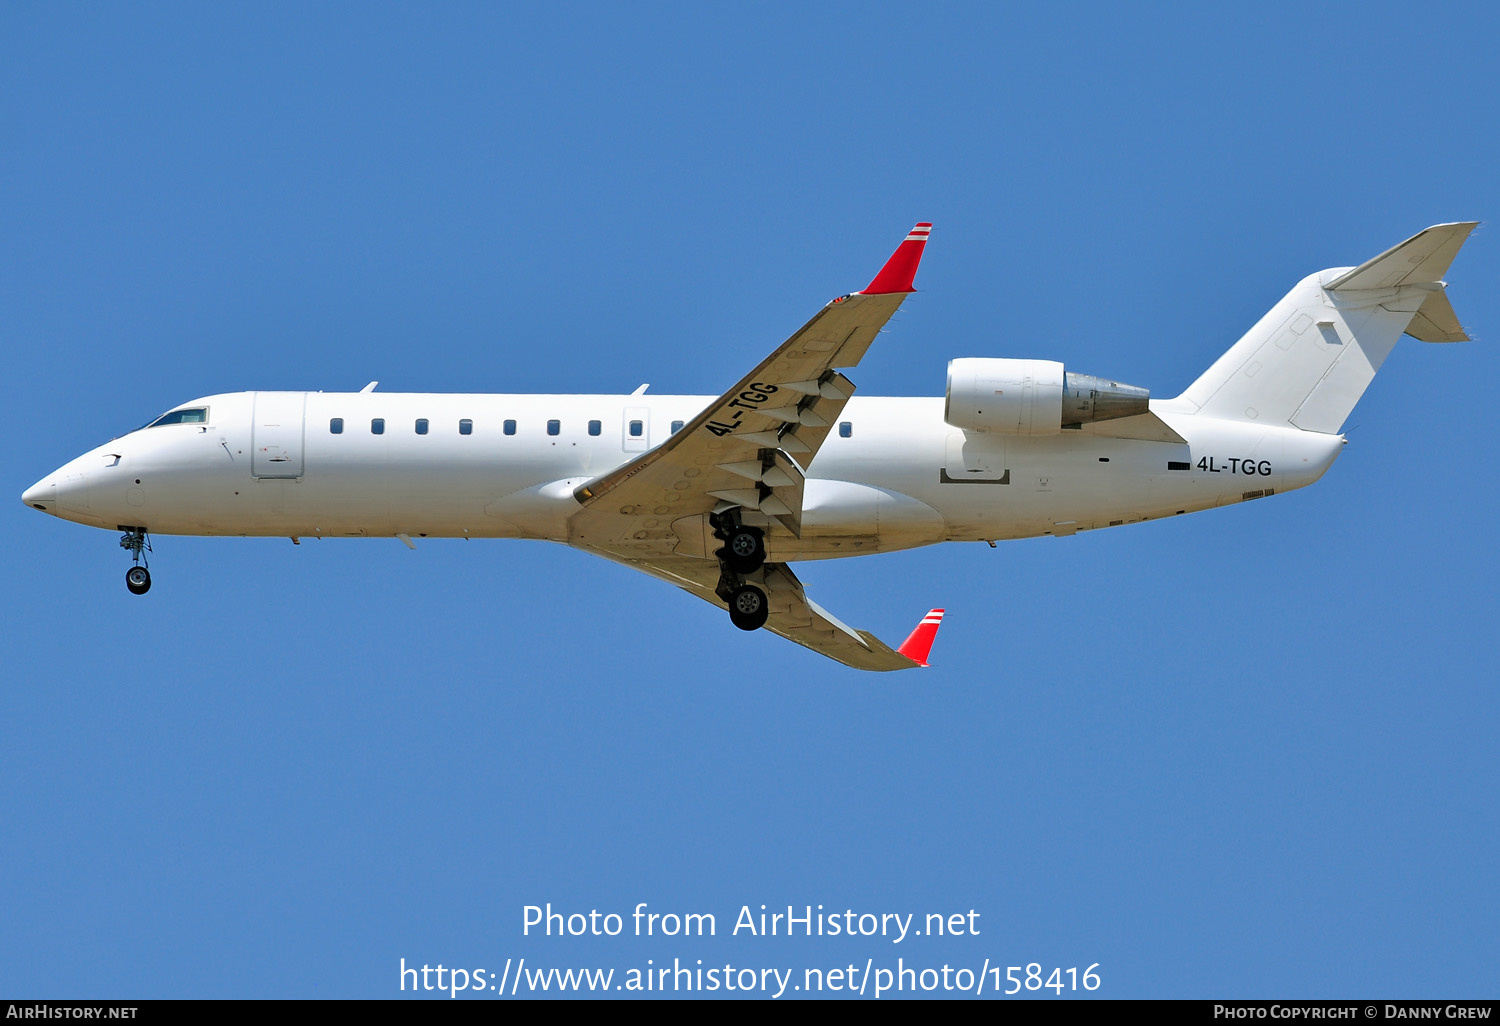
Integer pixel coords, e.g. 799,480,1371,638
1405,288,1470,343
1326,222,1477,290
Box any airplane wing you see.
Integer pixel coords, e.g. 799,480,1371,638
607,552,942,672
572,223,931,525
566,224,938,670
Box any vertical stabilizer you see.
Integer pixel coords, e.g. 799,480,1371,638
1174,223,1477,433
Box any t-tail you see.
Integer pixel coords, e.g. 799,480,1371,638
1171,222,1478,433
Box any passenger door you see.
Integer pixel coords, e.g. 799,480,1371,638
252,392,307,478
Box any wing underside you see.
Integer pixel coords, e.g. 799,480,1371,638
616,554,923,672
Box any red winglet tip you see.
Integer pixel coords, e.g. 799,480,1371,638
862,222,932,295
897,608,945,667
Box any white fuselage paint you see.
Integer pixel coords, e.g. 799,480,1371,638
26,390,1345,558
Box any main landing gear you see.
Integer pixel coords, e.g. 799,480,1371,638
712,510,769,631
120,527,152,595
727,583,769,631
720,523,766,575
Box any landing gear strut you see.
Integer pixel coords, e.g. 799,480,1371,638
712,509,770,630
120,528,152,595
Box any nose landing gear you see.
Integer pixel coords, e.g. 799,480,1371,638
120,527,152,595
126,565,151,595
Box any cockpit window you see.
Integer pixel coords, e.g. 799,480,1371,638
144,407,208,428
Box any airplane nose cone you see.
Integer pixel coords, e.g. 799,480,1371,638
22,477,56,513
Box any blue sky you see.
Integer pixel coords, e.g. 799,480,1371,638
3,2,1497,999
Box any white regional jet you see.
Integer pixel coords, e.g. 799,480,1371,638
22,222,1477,670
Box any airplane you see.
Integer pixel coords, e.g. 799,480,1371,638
21,221,1477,670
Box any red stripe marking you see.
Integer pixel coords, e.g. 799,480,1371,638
897,607,946,667
863,222,932,295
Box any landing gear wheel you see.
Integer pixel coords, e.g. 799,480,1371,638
727,584,769,631
125,566,151,595
722,526,766,574
119,528,152,594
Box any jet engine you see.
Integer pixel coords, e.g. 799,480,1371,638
943,358,1151,435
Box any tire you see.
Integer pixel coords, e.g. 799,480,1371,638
727,584,769,631
125,566,151,596
723,526,766,574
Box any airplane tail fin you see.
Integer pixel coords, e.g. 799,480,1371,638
1174,223,1477,433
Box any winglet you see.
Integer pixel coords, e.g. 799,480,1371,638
896,608,945,667
862,223,932,294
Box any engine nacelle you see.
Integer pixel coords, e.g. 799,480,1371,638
944,358,1151,435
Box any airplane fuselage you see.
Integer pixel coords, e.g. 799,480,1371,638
28,219,1469,669
25,389,1345,558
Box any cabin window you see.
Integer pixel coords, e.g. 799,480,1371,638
329,418,344,434
371,418,385,435
547,419,561,436
588,419,602,436
629,419,643,437
839,421,852,438
146,408,208,428
459,419,473,435
415,418,429,435
503,419,516,436
671,420,684,434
